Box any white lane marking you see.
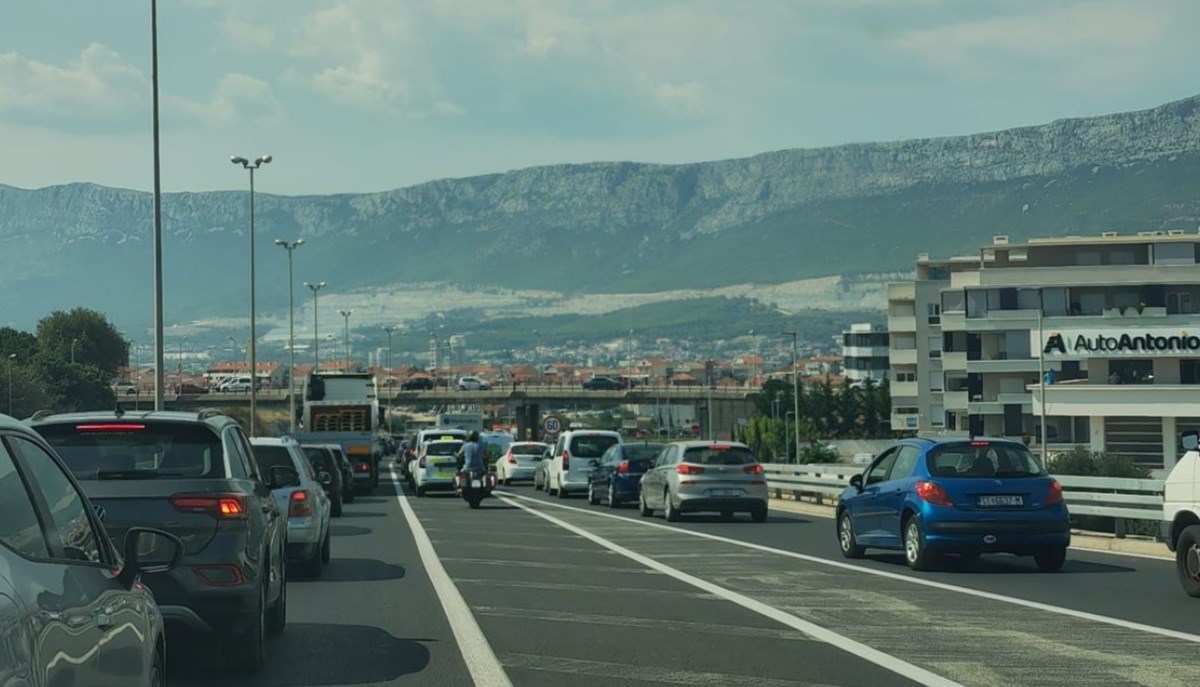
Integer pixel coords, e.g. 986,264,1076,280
501,652,841,687
502,495,965,687
391,471,513,687
499,490,1200,646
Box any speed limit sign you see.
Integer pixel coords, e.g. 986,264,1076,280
541,415,562,435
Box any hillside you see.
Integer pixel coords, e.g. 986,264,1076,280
3,94,1200,331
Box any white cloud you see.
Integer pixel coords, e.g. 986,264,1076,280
168,73,283,126
0,43,146,120
221,18,276,51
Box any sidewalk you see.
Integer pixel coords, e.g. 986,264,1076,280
768,495,1171,560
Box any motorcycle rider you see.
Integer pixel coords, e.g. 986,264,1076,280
456,430,486,475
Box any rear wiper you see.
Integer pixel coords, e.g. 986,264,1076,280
96,469,185,480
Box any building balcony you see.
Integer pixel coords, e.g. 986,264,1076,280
945,390,969,411
891,413,920,431
843,345,890,358
942,351,967,371
966,357,1041,373
890,381,919,397
941,312,965,330
888,316,917,333
1031,381,1200,417
888,283,916,301
890,349,918,365
976,264,1200,288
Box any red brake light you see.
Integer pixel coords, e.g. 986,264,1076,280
970,441,990,447
289,489,313,518
915,481,953,507
1045,480,1063,506
676,464,705,475
710,444,731,451
355,462,371,472
617,461,630,474
743,464,764,475
171,494,247,519
562,450,570,469
76,423,146,431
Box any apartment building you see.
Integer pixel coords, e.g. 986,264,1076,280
841,323,890,383
890,231,1200,471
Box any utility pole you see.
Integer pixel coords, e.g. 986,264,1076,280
230,153,272,436
305,281,326,370
383,325,396,431
783,332,801,461
339,309,354,372
150,0,166,412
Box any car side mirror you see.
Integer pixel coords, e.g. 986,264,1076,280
849,474,864,491
118,527,183,588
268,465,301,488
1184,431,1199,452
317,471,333,485
588,459,600,468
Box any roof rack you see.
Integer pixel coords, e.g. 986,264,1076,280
197,408,230,421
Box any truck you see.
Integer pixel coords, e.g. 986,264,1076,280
435,412,485,433
296,372,382,494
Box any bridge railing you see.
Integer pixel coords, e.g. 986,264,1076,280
763,463,1165,538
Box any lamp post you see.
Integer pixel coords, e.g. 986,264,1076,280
176,337,189,384
6,354,15,416
782,332,801,462
383,325,396,430
338,309,354,371
627,330,634,388
533,328,540,386
1037,288,1048,461
305,281,326,370
150,0,166,412
231,153,272,437
275,239,305,434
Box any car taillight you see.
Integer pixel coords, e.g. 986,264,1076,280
192,565,244,586
617,461,630,474
289,490,313,518
355,462,371,472
915,481,953,507
676,464,705,475
562,450,570,469
507,455,517,464
743,464,764,475
170,494,248,519
1045,480,1063,506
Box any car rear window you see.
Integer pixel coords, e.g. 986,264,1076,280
683,445,756,465
625,444,665,461
570,435,620,458
303,447,333,471
427,442,462,456
512,444,546,455
36,421,225,480
254,445,297,472
927,442,1045,478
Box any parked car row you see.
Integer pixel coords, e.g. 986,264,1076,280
0,407,343,683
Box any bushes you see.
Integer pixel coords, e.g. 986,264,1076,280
1050,448,1153,536
798,443,839,464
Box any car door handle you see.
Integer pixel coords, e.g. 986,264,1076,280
93,611,114,630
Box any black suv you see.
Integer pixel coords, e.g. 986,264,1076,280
401,377,434,390
30,409,290,673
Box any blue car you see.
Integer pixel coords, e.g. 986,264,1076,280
586,442,666,507
836,437,1070,571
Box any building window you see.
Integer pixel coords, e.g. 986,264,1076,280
893,406,918,415
1168,292,1195,315
1108,359,1154,385
927,303,941,324
1182,360,1200,385
894,371,916,383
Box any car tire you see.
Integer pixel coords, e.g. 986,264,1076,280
903,514,936,572
1034,546,1067,572
587,484,600,505
303,541,324,578
416,484,426,497
557,481,569,499
664,491,681,522
150,644,165,687
639,490,653,517
224,583,266,673
343,489,355,504
1177,525,1200,597
321,529,332,564
751,506,768,523
266,557,287,636
332,495,343,518
837,511,865,558
534,474,543,491
607,484,620,508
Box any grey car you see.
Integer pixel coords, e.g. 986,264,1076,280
638,441,769,522
0,412,183,687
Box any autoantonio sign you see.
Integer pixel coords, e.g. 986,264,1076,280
1038,327,1200,356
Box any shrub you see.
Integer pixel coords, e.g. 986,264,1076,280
1050,448,1153,536
797,443,839,464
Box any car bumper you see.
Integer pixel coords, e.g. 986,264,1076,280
150,571,261,635
558,476,590,492
924,519,1071,552
287,517,322,545
504,466,538,480
419,480,457,492
676,495,768,513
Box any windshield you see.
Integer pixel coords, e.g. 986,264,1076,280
35,422,226,480
683,446,756,465
427,442,462,456
569,435,620,458
927,443,1046,478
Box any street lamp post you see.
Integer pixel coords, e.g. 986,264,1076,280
305,281,326,370
383,325,396,430
70,338,79,365
627,330,634,388
275,239,305,434
150,0,166,412
231,153,272,437
6,354,15,416
338,309,354,372
782,332,801,462
176,337,189,385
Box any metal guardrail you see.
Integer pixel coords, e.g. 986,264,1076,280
764,464,1165,538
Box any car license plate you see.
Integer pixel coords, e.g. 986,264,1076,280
471,480,482,488
711,489,741,497
977,495,1023,507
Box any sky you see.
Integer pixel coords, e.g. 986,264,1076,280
1,0,1198,196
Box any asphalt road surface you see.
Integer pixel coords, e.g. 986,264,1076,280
170,462,1200,687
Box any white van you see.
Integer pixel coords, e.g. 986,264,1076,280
1163,430,1200,596
217,375,255,392
545,430,622,498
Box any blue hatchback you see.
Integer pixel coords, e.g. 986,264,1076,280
586,442,665,507
835,438,1070,571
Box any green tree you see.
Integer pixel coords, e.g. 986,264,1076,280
0,327,38,361
30,351,115,413
4,362,55,419
36,308,128,376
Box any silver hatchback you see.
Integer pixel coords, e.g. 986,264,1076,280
638,441,768,522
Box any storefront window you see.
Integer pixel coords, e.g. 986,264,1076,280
1107,359,1154,385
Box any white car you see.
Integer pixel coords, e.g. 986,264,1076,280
496,441,548,485
250,437,333,577
456,376,491,391
545,430,622,498
413,439,464,496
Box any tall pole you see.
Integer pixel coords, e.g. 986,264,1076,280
276,240,304,434
305,281,326,370
383,326,395,431
1038,288,1048,461
784,332,800,461
231,155,272,437
628,329,634,387
150,0,166,412
706,357,714,440
339,309,354,371
71,338,78,365
6,354,14,416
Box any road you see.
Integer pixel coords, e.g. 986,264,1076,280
172,460,1200,687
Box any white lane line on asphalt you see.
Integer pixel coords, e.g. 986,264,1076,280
502,495,965,687
498,490,1200,646
392,471,513,687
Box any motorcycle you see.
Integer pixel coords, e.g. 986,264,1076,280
455,468,497,509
